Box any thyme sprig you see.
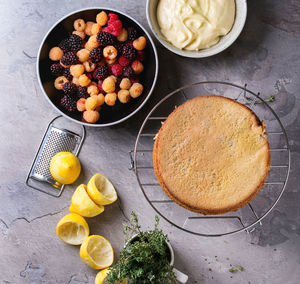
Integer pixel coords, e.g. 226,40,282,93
229,265,244,273
243,95,275,105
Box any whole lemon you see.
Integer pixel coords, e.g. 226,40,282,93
50,152,81,184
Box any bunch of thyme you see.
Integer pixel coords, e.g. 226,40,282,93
106,212,176,284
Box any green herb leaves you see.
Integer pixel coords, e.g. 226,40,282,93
106,212,176,284
243,95,275,105
229,265,244,273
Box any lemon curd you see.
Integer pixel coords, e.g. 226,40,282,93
157,0,235,51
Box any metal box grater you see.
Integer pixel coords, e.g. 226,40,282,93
26,116,86,197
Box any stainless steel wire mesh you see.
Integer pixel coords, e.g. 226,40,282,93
133,82,290,237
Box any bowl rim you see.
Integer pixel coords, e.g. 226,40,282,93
146,0,247,58
37,7,159,127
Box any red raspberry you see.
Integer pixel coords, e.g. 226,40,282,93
118,56,130,67
111,64,123,76
97,80,105,93
102,26,112,34
103,13,123,36
108,13,119,24
137,50,145,61
108,20,122,36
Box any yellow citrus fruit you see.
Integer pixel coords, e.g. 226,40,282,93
50,152,81,184
56,213,89,245
80,235,114,269
87,173,117,205
95,269,109,284
69,184,104,217
95,268,128,284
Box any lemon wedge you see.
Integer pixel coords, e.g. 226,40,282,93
56,213,89,245
87,173,117,205
95,268,128,284
69,184,104,217
50,152,81,184
80,235,114,269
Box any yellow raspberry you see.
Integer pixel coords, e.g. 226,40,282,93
78,74,91,87
83,110,99,123
76,49,90,62
102,77,115,93
85,96,98,111
70,64,85,77
119,78,132,90
105,93,117,106
118,90,130,104
74,19,86,32
129,83,143,98
96,11,108,26
87,85,99,96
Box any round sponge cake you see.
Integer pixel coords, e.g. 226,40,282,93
153,96,270,215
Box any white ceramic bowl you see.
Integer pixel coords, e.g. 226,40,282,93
146,0,247,58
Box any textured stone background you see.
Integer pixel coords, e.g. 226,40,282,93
0,0,299,283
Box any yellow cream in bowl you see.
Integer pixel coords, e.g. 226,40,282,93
157,0,236,51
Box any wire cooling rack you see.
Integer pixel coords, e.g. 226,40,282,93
132,82,290,237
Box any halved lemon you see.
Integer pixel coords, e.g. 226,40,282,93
95,269,110,284
56,213,89,245
95,268,128,284
50,152,81,184
80,235,114,269
87,173,117,205
69,184,104,217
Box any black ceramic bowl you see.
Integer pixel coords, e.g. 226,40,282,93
37,7,158,127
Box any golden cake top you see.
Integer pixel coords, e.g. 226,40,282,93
153,96,270,215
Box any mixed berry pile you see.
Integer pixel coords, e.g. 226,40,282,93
48,11,147,124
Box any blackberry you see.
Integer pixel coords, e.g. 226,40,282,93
115,43,124,55
58,38,70,52
60,95,77,112
61,52,78,66
89,47,103,63
96,31,116,47
68,34,83,52
76,86,88,99
94,66,109,80
63,68,73,81
62,82,77,96
128,27,138,41
122,66,134,78
122,44,137,60
50,63,63,76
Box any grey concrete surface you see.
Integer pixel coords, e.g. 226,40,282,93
0,0,299,283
